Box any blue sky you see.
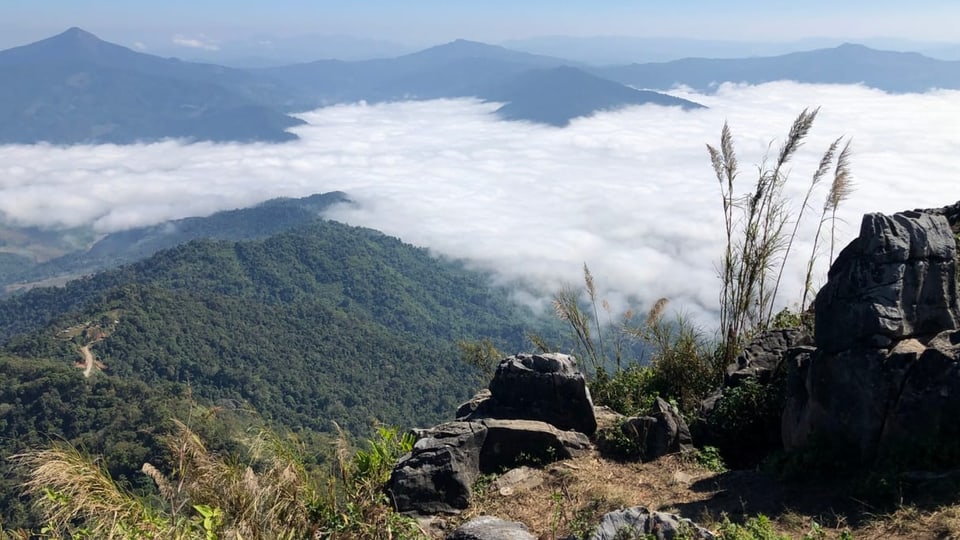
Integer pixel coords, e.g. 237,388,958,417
2,0,959,49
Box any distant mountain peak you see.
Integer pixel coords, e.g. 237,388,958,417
60,27,98,39
49,27,106,48
0,26,125,66
403,38,573,68
414,39,507,57
449,38,488,46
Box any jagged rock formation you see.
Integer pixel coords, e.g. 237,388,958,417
446,516,536,540
588,507,715,540
458,353,598,435
815,211,959,352
389,422,487,514
783,204,960,464
620,397,694,461
390,419,591,513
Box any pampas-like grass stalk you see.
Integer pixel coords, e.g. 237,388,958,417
645,297,670,328
802,139,854,310
709,109,853,362
17,445,165,539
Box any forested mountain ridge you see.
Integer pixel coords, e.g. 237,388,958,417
2,191,350,291
1,220,537,431
0,353,189,526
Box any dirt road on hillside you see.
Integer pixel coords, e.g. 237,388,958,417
78,342,105,378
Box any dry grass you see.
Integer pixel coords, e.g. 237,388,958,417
426,451,960,540
16,444,165,539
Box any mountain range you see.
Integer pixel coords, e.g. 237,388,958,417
5,28,958,144
595,43,960,93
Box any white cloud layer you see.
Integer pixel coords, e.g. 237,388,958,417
1,82,959,328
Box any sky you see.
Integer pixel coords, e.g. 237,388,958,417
2,82,958,328
2,0,960,50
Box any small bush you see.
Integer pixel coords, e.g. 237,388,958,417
590,365,658,417
716,514,789,540
701,377,785,469
553,276,723,420
595,420,644,461
634,313,722,415
692,445,727,473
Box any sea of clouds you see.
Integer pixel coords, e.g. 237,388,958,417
1,81,958,327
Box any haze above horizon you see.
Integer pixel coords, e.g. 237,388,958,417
3,1,959,56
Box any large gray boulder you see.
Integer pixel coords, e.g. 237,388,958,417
815,210,959,353
446,516,536,540
459,353,598,435
588,507,715,540
783,205,960,465
388,419,591,514
479,418,591,472
389,422,487,514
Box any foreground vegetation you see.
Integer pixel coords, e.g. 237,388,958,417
8,414,419,539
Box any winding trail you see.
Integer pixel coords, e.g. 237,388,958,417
78,341,104,378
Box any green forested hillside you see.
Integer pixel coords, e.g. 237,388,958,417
0,219,540,527
2,219,535,431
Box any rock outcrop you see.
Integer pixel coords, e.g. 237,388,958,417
389,418,590,513
458,353,598,436
390,353,597,514
389,422,488,514
588,507,715,540
696,329,812,468
725,328,813,386
814,210,959,353
783,205,960,464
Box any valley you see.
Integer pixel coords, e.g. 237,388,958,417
1,10,959,538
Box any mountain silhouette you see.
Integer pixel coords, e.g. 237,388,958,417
596,43,960,93
486,66,703,126
0,28,302,144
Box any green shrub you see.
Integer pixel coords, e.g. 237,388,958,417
633,313,722,415
716,514,789,540
701,376,785,468
552,276,723,419
693,445,727,473
590,365,658,417
595,420,644,461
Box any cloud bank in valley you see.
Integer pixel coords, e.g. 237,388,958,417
1,82,958,326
